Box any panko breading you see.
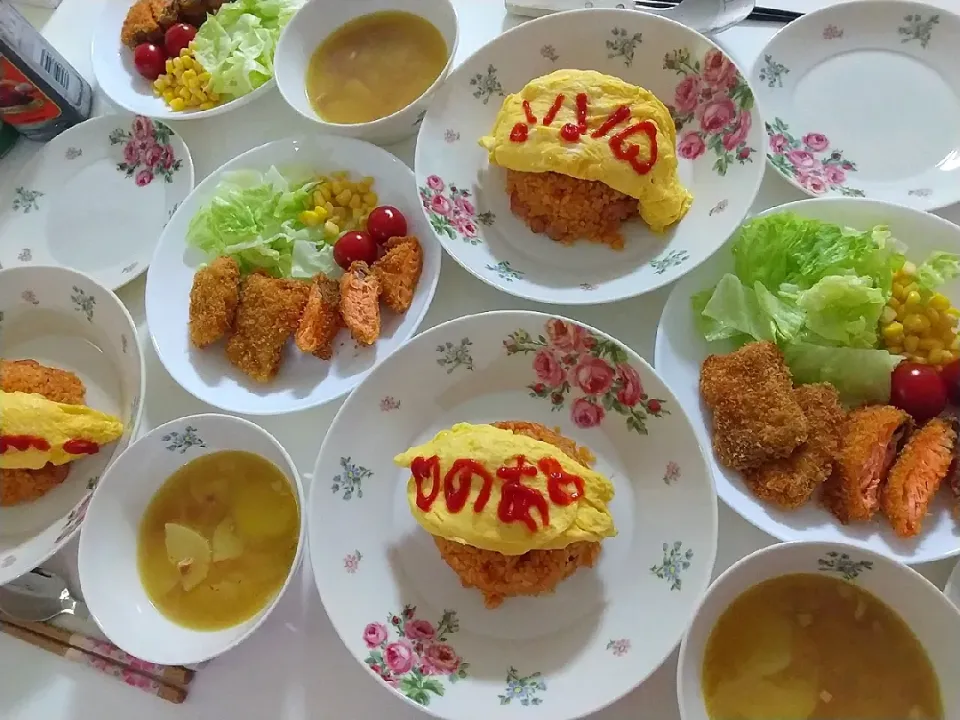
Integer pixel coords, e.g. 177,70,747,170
372,235,423,314
225,273,309,383
0,464,71,507
822,405,913,524
881,417,957,538
148,0,179,29
120,0,162,49
189,256,241,348
939,409,960,517
700,341,807,471
506,170,638,249
743,383,845,510
433,420,601,609
340,261,381,346
295,274,342,360
0,359,85,405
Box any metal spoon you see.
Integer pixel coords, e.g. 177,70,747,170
505,0,757,35
0,568,89,623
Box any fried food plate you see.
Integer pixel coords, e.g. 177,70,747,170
655,197,960,564
414,8,765,305
309,310,717,720
145,135,441,415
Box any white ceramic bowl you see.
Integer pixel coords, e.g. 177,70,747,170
0,265,144,586
78,414,305,666
655,197,960,564
275,0,459,145
677,541,960,720
310,310,718,720
146,134,442,416
91,0,279,121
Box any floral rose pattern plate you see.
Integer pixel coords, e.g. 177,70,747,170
309,310,718,720
0,113,193,290
751,0,960,209
414,8,765,306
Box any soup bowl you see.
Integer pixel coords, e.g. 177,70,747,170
274,0,459,145
78,414,305,666
677,541,960,720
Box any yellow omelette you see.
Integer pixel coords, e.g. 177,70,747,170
479,69,693,232
0,390,124,470
395,423,616,555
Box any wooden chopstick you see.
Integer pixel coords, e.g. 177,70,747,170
0,618,190,704
635,0,801,23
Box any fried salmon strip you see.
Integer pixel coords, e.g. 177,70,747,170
0,359,85,405
372,235,423,314
700,341,808,471
340,261,381,346
295,274,343,360
189,256,241,348
225,273,309,382
822,405,913,524
432,420,601,609
938,408,960,517
743,383,845,510
880,417,958,538
120,0,161,49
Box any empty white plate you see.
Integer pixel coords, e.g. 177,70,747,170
752,0,960,209
0,113,194,290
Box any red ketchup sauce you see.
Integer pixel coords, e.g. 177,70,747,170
610,120,659,175
63,439,100,456
542,94,565,126
411,453,587,534
0,435,51,453
509,123,529,143
522,99,537,124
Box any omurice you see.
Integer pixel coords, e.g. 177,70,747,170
479,69,693,248
395,420,616,608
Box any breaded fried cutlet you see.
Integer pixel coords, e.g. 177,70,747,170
372,235,423,314
880,417,957,538
189,256,241,348
743,383,845,510
120,0,162,49
822,405,913,524
148,0,180,29
340,261,381,346
295,274,342,360
938,408,960,517
225,273,310,383
433,420,601,609
0,359,85,405
700,341,808,471
0,464,71,507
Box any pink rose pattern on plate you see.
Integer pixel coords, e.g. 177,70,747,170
665,48,756,176
766,117,864,197
380,396,401,412
344,550,362,573
108,115,182,187
363,604,469,706
503,318,668,435
606,638,631,657
419,176,494,245
663,460,681,485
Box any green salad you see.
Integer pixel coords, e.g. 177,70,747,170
692,212,960,404
187,166,338,278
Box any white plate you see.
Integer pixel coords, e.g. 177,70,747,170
946,559,960,609
309,310,717,719
146,134,441,416
414,8,765,305
753,0,960,209
91,0,278,121
0,265,144,586
654,197,960,564
0,114,192,290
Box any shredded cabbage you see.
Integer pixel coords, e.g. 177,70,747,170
186,166,338,279
192,0,300,99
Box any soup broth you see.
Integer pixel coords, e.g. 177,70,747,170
306,10,447,124
137,450,299,631
702,573,942,720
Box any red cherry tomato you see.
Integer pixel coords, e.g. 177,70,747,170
164,23,197,58
133,43,167,81
366,206,408,244
334,231,377,270
890,362,947,423
941,359,960,406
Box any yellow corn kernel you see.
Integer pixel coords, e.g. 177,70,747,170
895,305,908,321
169,97,186,112
910,355,928,365
185,79,200,92
180,47,191,58
199,71,212,84
183,69,197,82
363,192,378,206
331,181,343,195
358,177,373,192
324,220,340,237
178,87,192,100
903,335,920,353
925,307,940,325
881,322,904,342
892,282,906,300
313,205,329,221
162,90,176,103
927,293,950,311
929,348,946,366
942,351,957,364
905,290,922,306
918,337,943,351
335,188,352,206
319,184,332,201
165,58,175,73
208,92,220,103
352,206,364,220
154,76,169,90
904,314,926,333
887,297,901,311
349,193,362,209
299,210,320,227
172,57,183,72
887,345,904,356
904,282,919,296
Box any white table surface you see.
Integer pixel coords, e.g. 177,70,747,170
2,0,959,718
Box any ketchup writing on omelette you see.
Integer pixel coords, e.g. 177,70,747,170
0,435,51,453
411,453,587,533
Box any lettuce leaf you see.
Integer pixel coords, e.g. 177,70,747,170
795,275,885,348
916,251,960,291
192,0,300,99
186,166,338,279
783,343,903,406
